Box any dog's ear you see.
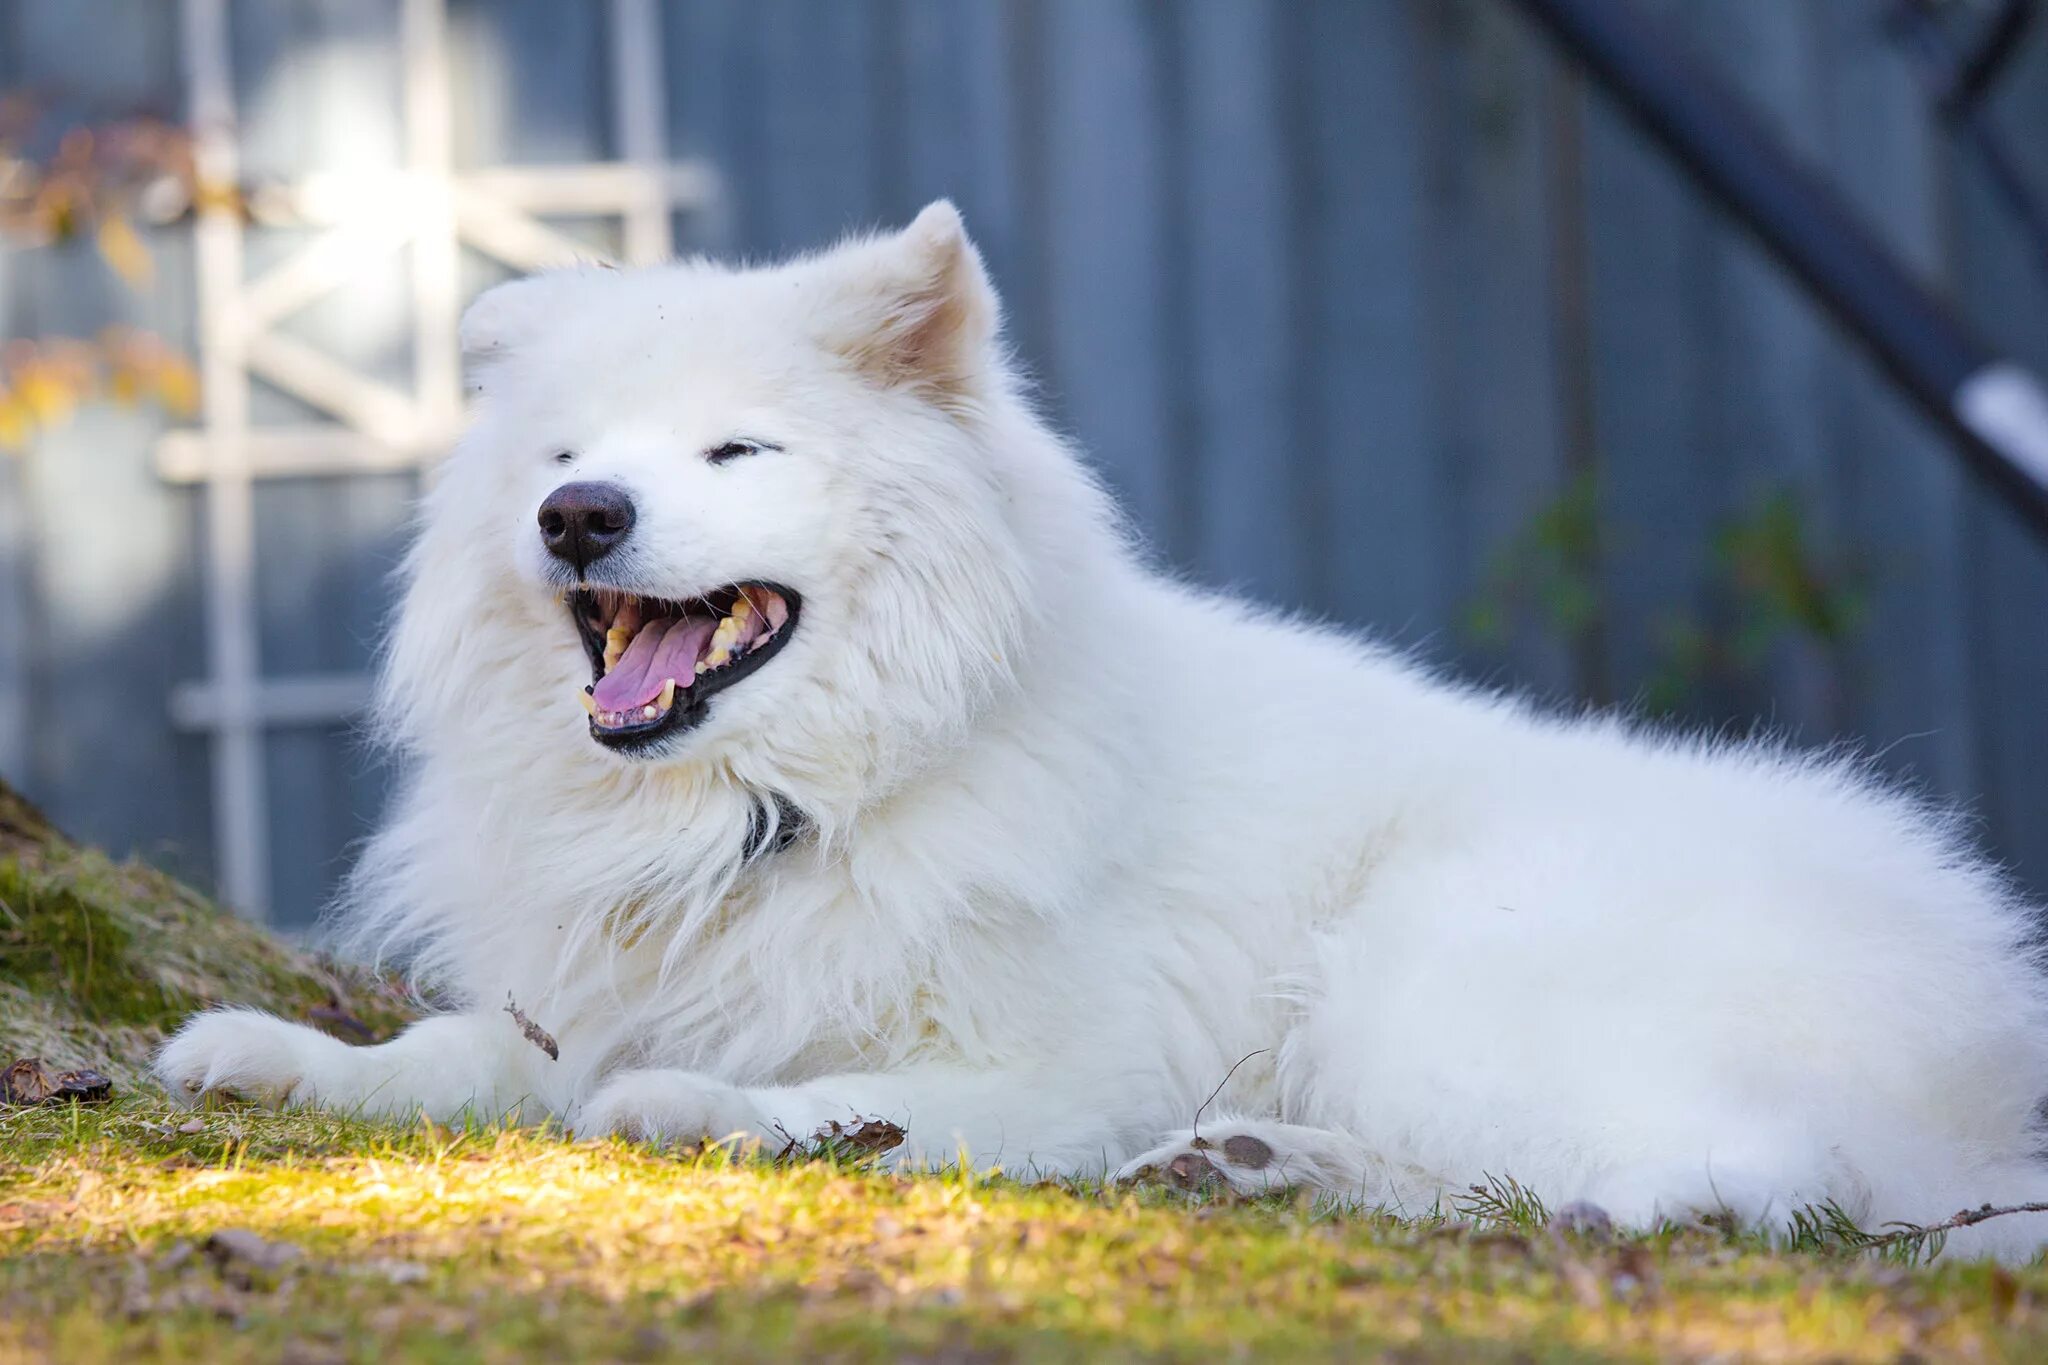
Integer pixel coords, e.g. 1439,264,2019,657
821,200,999,408
459,271,585,388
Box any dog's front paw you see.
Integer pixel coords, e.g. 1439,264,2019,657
1116,1142,1233,1193
1116,1122,1340,1197
573,1069,764,1148
153,1009,347,1108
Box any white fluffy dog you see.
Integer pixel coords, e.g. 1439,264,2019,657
158,203,2048,1256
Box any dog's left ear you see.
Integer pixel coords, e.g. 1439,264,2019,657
822,200,999,408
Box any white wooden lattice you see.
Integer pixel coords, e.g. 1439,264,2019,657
167,0,716,918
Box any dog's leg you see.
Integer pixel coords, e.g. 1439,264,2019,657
575,1063,1135,1174
154,1008,556,1121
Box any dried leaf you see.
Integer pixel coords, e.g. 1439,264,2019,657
504,993,559,1061
784,1116,907,1164
2,1058,114,1106
1,1058,52,1105
53,1068,111,1103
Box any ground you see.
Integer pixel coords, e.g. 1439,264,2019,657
6,782,2048,1362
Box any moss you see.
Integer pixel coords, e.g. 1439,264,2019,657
0,778,412,1084
0,857,200,1027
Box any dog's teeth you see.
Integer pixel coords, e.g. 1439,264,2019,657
580,691,597,717
642,704,658,720
732,594,754,622
603,626,629,671
702,614,740,672
659,678,676,709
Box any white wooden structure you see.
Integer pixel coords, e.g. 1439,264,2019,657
4,0,2041,921
164,0,716,918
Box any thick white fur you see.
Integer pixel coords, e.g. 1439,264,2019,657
157,202,2048,1258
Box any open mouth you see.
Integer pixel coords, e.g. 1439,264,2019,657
567,583,800,752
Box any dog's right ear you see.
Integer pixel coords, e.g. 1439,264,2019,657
460,272,582,388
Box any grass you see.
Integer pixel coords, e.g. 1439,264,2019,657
6,780,2048,1361
4,1098,2048,1363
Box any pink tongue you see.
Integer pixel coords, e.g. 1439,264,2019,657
591,616,717,712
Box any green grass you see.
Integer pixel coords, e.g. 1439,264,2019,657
6,779,2048,1360
2,1096,2047,1363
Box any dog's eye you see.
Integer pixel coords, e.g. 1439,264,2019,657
553,450,576,466
706,438,779,465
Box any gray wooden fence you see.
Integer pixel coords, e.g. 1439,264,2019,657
3,0,2045,927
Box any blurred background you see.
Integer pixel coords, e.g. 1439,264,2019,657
1,0,2045,931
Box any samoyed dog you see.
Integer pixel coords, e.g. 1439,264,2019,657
158,202,2048,1255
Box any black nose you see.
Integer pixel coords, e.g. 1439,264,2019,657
538,481,636,571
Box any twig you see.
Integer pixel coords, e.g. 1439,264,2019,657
1858,1200,2048,1253
1190,1049,1268,1147
502,993,559,1061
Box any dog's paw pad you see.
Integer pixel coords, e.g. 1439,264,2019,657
1118,1132,1293,1195
1164,1151,1224,1191
1221,1134,1273,1169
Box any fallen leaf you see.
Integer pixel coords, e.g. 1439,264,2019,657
1,1058,112,1106
777,1116,908,1164
1,1058,52,1105
816,1117,906,1157
53,1068,112,1103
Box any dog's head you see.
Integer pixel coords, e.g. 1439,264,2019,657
383,203,1050,799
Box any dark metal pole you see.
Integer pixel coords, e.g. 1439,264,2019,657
1504,0,2048,538
1944,0,2038,112
1890,0,2048,290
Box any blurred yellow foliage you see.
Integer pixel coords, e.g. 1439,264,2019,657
0,331,199,453
1,95,209,451
94,214,153,287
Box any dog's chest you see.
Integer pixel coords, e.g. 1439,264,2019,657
588,873,961,1080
